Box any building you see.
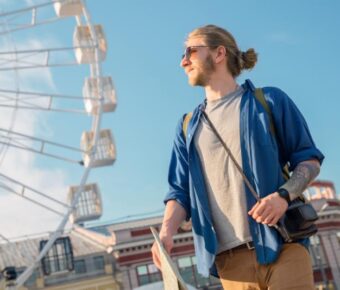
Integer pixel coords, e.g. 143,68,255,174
0,227,121,290
308,181,340,289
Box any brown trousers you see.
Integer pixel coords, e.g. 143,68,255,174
215,243,314,290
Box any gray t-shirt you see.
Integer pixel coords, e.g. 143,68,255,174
194,86,252,253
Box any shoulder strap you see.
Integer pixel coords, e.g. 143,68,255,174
254,88,276,138
182,112,193,139
254,88,290,180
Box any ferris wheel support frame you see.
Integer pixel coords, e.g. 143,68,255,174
13,0,107,288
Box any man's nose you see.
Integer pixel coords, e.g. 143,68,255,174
180,56,190,68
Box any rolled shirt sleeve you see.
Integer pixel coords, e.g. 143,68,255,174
264,87,325,171
164,115,191,220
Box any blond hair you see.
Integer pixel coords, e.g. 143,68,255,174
187,25,257,77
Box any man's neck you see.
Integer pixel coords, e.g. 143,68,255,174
204,74,238,102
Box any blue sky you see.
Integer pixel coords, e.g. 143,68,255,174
0,0,339,236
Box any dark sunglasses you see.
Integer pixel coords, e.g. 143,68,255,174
181,45,217,61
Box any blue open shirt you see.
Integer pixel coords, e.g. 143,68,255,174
164,79,324,277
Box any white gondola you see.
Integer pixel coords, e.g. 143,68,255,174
68,183,102,224
54,0,83,17
83,76,117,115
81,129,115,168
73,24,107,64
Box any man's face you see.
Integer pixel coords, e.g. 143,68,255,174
180,37,216,87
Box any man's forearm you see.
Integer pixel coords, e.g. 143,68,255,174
160,200,187,236
280,159,320,200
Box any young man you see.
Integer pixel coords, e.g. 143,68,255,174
151,25,324,290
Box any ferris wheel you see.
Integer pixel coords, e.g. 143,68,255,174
0,0,116,288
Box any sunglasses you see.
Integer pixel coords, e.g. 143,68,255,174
181,45,217,61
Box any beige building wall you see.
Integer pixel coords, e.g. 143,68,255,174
40,276,119,290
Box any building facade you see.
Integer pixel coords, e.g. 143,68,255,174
308,181,340,289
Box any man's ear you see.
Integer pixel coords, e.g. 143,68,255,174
215,46,227,64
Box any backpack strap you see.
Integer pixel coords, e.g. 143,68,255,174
254,88,290,180
254,88,276,137
182,112,193,139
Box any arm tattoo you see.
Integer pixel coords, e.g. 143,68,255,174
280,160,320,200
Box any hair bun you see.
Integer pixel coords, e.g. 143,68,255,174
241,48,258,70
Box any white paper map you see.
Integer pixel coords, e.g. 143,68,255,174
150,227,188,290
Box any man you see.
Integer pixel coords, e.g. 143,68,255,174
151,25,324,290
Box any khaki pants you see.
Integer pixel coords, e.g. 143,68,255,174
215,243,314,290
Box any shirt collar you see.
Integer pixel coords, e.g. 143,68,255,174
242,79,256,92
199,79,255,110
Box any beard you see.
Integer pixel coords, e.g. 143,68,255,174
188,54,215,87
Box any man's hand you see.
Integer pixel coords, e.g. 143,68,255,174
248,192,289,226
151,200,187,270
151,231,174,270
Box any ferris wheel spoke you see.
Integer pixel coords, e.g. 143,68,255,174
0,103,87,114
0,86,109,114
0,61,80,71
0,15,65,37
0,90,95,113
0,88,89,101
0,51,48,69
0,45,98,70
0,1,53,19
0,48,42,61
0,234,11,244
0,93,55,107
0,1,80,36
0,172,70,209
0,93,51,105
0,127,116,168
0,182,65,217
0,128,85,153
0,140,83,165
0,45,97,56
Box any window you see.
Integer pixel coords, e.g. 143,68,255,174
137,265,148,285
25,270,38,286
147,264,160,283
74,259,87,274
93,256,105,270
136,263,162,286
309,235,328,269
191,256,213,288
40,237,74,275
178,257,195,286
16,268,38,287
177,256,220,288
